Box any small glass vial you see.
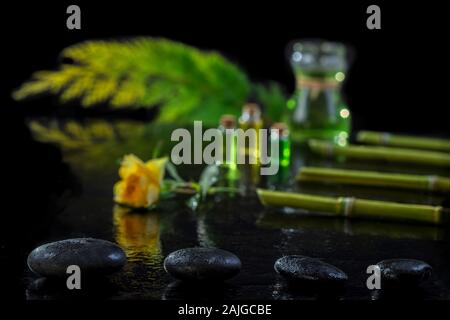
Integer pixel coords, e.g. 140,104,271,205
218,114,237,169
239,103,263,163
217,115,239,194
270,122,291,168
285,40,351,146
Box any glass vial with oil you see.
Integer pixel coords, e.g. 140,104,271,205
239,103,263,163
267,122,291,188
217,115,239,191
218,115,238,175
238,103,263,194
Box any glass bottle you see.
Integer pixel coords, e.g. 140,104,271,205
238,103,263,193
218,114,237,168
285,40,351,146
238,103,263,163
270,122,291,168
217,115,239,184
266,122,291,188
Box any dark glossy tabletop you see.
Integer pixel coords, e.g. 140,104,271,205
17,118,450,300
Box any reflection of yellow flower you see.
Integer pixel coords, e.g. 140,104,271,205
113,205,161,258
114,154,167,208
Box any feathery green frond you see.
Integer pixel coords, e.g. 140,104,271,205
14,38,253,125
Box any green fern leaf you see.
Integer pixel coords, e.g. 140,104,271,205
14,38,254,125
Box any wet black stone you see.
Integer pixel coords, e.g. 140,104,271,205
27,238,127,277
376,259,432,286
274,255,348,286
163,247,241,281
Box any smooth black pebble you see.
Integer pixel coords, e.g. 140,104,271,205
376,259,432,286
274,255,348,286
27,238,127,277
164,247,241,281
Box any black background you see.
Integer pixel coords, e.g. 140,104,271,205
2,1,449,134
1,0,450,311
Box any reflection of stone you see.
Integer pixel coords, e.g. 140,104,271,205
113,205,162,263
272,280,344,300
370,286,426,301
162,281,237,300
26,276,119,300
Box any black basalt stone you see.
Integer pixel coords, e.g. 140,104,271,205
274,255,348,286
376,258,432,287
27,238,127,278
164,247,241,281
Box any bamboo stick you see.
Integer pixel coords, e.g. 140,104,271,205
256,189,445,225
357,131,450,152
297,166,450,192
309,139,450,167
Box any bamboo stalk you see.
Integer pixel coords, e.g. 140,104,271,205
256,189,445,225
309,139,450,167
297,167,450,192
357,131,450,152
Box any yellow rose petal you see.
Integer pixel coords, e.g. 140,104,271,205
145,157,168,185
114,155,168,209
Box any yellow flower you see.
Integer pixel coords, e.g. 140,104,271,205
114,154,167,208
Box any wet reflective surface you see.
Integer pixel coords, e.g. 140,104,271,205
17,118,450,300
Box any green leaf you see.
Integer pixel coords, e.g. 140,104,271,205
165,162,186,183
152,140,164,159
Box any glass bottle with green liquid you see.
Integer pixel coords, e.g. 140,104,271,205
218,114,238,181
270,122,291,168
285,40,351,146
267,122,291,188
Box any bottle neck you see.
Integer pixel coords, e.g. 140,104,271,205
219,125,236,134
239,112,263,127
